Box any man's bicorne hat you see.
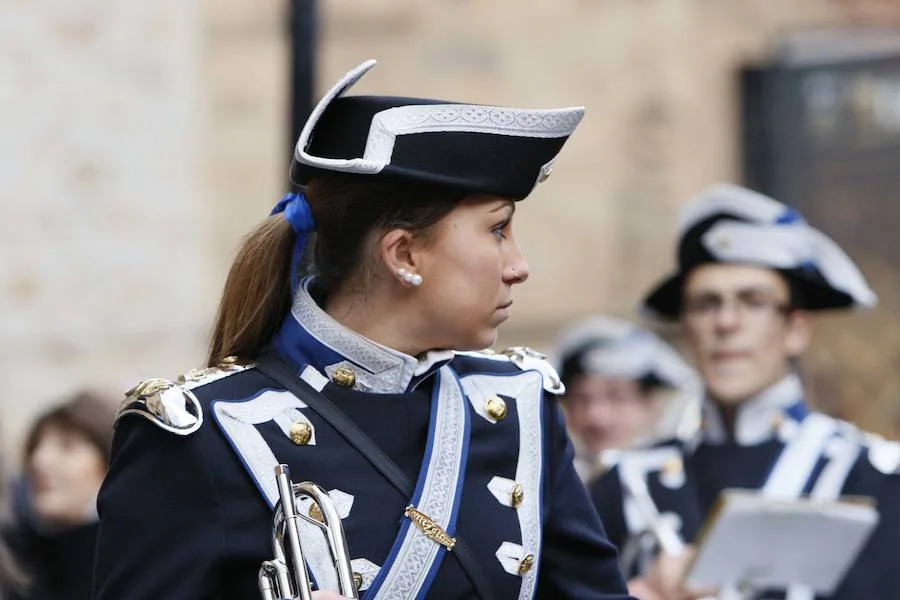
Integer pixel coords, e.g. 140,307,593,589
642,184,877,320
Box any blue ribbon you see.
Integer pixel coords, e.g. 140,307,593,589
775,208,817,274
784,400,809,423
774,207,805,226
270,192,316,295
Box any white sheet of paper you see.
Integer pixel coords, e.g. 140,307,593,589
684,489,879,594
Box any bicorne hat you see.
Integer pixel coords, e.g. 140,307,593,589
551,316,698,392
290,60,585,200
643,184,877,319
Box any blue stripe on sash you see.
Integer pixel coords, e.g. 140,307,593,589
366,367,471,599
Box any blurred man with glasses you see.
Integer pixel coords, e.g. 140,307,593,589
589,184,900,600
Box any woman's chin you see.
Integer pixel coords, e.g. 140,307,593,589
452,329,499,352
33,501,78,526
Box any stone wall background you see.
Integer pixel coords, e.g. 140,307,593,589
3,0,899,463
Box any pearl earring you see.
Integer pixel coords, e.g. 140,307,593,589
398,268,423,287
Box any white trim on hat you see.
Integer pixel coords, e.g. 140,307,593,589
363,104,584,164
551,316,698,391
679,183,788,232
293,59,585,176
701,220,877,308
294,59,387,176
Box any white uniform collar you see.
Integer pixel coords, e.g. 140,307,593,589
274,278,453,394
700,373,806,446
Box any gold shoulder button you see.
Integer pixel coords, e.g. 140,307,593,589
331,366,356,388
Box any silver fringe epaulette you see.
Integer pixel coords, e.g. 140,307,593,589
456,346,566,395
116,356,251,436
176,355,252,390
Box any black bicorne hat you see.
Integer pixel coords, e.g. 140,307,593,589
290,60,585,200
642,184,877,320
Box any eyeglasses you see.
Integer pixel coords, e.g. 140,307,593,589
683,293,792,322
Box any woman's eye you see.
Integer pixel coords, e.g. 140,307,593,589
492,221,509,240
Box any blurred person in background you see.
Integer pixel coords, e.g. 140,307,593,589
590,184,900,599
91,60,634,600
3,392,114,600
550,316,700,482
0,543,27,600
0,450,28,600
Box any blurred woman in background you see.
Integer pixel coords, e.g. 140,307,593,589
4,392,114,600
0,449,28,600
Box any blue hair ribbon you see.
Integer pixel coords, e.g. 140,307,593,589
271,192,316,295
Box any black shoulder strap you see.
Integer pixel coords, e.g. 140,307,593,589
255,355,497,600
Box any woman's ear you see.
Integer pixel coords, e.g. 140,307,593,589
379,228,416,280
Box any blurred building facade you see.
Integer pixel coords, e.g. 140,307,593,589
3,0,900,459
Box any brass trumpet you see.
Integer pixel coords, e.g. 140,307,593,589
258,464,359,600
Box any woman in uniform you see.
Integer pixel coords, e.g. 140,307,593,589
92,60,634,600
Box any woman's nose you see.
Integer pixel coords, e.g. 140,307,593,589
505,260,530,284
505,242,530,284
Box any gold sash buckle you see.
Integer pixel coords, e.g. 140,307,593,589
404,505,456,551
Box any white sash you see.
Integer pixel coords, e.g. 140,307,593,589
617,448,687,555
366,366,471,600
749,413,838,600
761,413,837,499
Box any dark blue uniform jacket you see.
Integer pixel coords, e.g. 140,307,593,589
93,283,632,600
589,374,900,599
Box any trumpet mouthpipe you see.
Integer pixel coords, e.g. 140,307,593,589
275,465,315,600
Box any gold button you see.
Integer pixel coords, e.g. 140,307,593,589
511,483,524,509
662,457,683,477
332,366,356,388
289,421,312,445
353,572,363,592
518,553,535,575
486,396,507,421
308,503,324,523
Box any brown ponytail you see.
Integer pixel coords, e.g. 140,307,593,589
207,216,295,366
207,173,467,367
